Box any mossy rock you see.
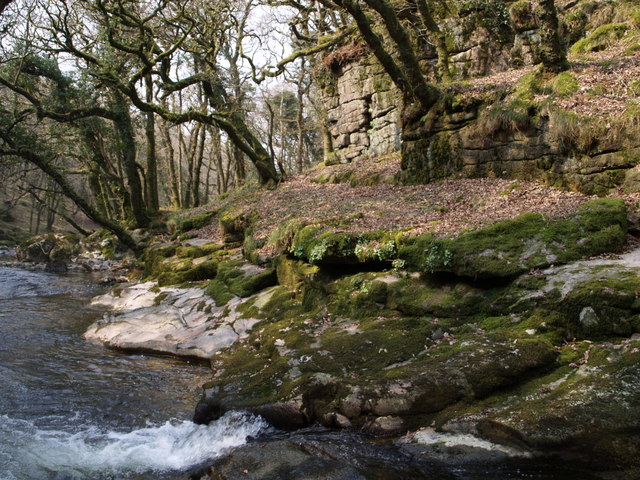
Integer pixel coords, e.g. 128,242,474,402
137,243,178,278
571,23,629,54
216,260,277,298
289,227,400,266
385,277,490,318
219,210,256,244
290,227,360,265
412,198,627,279
509,0,536,32
275,256,321,292
170,211,216,234
559,273,640,339
205,279,235,306
156,260,219,286
477,344,640,470
16,233,80,263
175,242,223,259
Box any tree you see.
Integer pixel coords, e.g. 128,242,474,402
536,0,569,73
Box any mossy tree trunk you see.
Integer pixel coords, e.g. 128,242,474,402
536,0,569,73
414,0,451,82
112,91,150,228
144,73,159,213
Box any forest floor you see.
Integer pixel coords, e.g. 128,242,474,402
194,155,638,257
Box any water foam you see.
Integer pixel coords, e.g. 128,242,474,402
0,411,268,479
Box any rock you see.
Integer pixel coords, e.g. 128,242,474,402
16,233,79,264
476,343,640,471
320,412,352,429
248,402,309,431
84,282,260,360
206,440,367,480
44,260,68,273
363,416,406,436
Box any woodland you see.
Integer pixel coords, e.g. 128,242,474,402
0,0,574,247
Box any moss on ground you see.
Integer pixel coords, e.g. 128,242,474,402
205,279,235,306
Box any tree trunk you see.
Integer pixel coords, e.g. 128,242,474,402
112,91,149,227
145,73,159,213
191,125,206,207
415,0,451,82
536,0,569,73
159,118,181,208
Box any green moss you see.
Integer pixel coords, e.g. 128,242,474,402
290,227,361,265
266,219,307,255
205,279,235,306
232,269,277,297
412,198,627,279
137,244,178,278
571,23,630,54
153,291,170,305
215,260,277,298
275,256,320,291
478,99,534,137
560,273,640,339
219,210,257,244
385,277,490,319
172,211,216,234
509,0,536,32
551,72,580,97
175,243,223,259
396,233,435,271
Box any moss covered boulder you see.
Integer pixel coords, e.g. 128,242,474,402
16,233,80,265
477,339,640,474
205,259,277,306
411,198,627,279
137,240,224,286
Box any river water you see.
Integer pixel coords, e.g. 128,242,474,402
0,266,267,480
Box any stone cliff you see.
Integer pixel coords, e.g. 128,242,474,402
318,0,640,196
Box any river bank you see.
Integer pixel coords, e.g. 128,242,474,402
64,177,639,479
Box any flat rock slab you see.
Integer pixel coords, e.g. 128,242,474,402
85,282,259,359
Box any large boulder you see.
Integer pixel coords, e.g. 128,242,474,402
16,233,79,268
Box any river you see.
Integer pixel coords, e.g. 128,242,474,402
0,266,266,480
0,265,605,480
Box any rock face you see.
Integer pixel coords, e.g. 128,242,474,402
85,281,267,360
323,58,401,165
318,3,640,195
198,431,454,480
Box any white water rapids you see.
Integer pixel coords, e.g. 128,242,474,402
0,411,268,479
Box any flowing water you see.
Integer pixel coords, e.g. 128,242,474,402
0,266,267,480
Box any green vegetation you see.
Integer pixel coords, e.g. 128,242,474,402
393,198,627,279
571,23,629,53
551,72,580,97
